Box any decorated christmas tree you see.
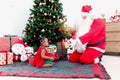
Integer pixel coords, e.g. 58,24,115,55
23,0,68,51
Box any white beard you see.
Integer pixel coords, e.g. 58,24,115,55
76,16,92,38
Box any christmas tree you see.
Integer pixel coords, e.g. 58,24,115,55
23,0,68,51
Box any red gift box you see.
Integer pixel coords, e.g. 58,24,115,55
0,36,22,52
0,52,13,66
0,37,10,52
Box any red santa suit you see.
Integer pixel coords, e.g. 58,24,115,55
69,5,106,64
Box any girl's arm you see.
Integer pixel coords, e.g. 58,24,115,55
41,49,54,61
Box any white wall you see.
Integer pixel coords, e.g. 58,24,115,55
0,0,33,37
0,0,120,36
61,0,120,26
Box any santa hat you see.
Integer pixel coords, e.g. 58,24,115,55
13,38,25,46
24,42,29,47
81,5,92,13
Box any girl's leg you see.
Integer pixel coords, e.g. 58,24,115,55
42,64,53,67
42,60,53,67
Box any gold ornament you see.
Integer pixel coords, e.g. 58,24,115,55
53,16,56,18
51,0,54,3
41,29,45,32
44,13,47,16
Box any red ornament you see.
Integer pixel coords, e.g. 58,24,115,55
33,35,37,38
49,40,51,43
28,27,32,30
58,28,61,32
48,19,52,23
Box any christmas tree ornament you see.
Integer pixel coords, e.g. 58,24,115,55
39,2,46,6
58,28,61,32
48,19,52,23
33,35,37,38
49,40,51,44
36,28,39,31
54,8,56,11
48,30,51,33
51,0,54,3
41,29,45,32
55,36,58,39
44,13,47,16
53,33,56,35
53,16,56,18
47,14,50,16
27,27,32,30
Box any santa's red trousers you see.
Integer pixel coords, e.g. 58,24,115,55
69,48,102,64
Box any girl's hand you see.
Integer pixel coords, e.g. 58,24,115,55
49,57,54,61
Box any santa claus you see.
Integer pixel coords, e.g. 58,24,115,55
67,5,106,64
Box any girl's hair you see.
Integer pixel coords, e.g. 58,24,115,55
39,37,46,45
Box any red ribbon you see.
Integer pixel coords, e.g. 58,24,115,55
6,52,8,64
59,40,65,59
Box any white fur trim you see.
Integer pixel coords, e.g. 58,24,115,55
94,57,99,63
89,47,105,53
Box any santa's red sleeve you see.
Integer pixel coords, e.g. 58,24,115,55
77,18,106,45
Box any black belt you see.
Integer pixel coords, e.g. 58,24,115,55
87,39,105,47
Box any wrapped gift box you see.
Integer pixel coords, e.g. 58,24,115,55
0,37,10,52
0,36,22,52
0,52,13,66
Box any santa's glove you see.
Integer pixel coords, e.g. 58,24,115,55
67,38,77,47
74,38,86,53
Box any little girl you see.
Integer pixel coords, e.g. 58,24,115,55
33,37,54,67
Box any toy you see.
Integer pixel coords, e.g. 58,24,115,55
12,38,33,62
